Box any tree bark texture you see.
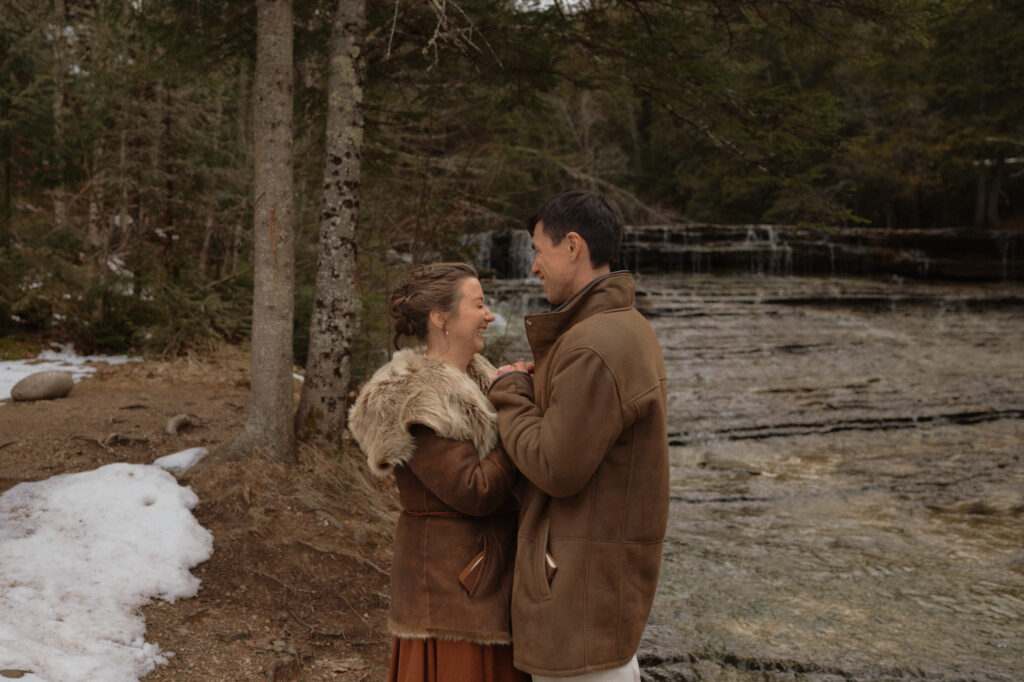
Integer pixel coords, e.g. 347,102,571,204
52,0,67,233
294,0,364,442
224,0,296,463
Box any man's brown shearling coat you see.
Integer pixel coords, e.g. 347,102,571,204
489,272,670,676
348,350,518,644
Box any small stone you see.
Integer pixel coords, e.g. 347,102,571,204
10,371,74,401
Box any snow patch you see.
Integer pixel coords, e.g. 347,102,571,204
153,447,209,474
0,345,137,402
0,463,213,681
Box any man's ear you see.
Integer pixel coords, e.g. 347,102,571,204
429,309,446,331
565,232,585,262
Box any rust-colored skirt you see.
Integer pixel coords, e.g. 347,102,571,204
387,637,529,682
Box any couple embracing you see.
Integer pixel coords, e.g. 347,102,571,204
348,190,670,682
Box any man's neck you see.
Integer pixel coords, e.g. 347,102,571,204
552,267,615,311
569,266,612,299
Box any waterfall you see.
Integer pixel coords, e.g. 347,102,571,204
462,229,535,280
462,231,493,271
509,230,534,279
467,224,1023,282
617,224,1023,281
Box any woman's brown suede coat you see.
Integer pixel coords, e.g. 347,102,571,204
348,350,518,645
488,272,670,677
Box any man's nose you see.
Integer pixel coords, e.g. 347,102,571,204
531,258,540,275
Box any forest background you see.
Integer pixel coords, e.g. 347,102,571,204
2,0,1022,425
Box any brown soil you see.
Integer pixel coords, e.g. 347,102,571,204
0,347,397,681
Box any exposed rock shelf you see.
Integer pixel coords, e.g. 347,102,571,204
470,224,1024,281
486,273,1024,681
638,274,1024,681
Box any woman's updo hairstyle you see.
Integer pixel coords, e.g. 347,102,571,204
387,262,478,349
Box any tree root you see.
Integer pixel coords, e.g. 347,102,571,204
165,413,201,446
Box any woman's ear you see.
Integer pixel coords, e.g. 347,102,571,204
429,309,446,332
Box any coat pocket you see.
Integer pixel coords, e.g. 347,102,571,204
458,549,487,597
544,550,558,583
534,518,554,600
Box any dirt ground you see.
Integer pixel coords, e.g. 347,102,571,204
0,348,397,681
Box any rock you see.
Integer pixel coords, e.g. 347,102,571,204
10,371,74,401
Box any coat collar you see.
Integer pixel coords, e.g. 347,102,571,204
347,349,499,475
524,270,636,359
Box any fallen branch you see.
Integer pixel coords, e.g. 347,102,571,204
71,435,115,455
287,606,347,639
249,569,317,595
164,413,201,445
296,539,388,577
102,433,149,447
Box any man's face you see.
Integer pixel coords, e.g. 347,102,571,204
531,221,575,305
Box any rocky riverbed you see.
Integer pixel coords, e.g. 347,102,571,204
489,274,1024,681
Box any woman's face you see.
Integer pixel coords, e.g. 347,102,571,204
445,277,495,354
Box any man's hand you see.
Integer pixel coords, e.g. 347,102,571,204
492,360,535,383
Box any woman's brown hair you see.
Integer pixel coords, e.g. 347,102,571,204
387,262,478,349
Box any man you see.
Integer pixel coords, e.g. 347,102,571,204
489,190,669,681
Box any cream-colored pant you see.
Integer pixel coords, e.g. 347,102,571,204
531,655,640,682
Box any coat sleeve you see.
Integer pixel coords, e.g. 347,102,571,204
488,346,625,498
407,425,517,516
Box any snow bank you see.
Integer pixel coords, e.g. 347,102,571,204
0,344,137,402
0,463,214,681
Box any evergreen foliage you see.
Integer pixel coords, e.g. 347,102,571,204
1,0,1020,371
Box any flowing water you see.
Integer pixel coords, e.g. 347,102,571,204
486,274,1024,681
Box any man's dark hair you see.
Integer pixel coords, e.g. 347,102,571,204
528,189,624,268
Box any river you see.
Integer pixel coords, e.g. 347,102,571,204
487,273,1024,681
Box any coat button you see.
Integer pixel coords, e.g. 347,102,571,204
526,320,533,326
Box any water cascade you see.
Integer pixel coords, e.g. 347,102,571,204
462,229,535,279
621,224,1024,280
468,225,1024,281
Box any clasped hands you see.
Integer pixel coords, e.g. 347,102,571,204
492,360,535,383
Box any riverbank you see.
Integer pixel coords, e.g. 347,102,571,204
1,348,395,681
635,274,1024,681
5,273,1023,681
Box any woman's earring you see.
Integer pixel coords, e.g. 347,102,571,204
444,328,449,337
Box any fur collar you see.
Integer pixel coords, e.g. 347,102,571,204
347,349,498,476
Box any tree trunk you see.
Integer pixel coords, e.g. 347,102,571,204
974,172,987,229
1,87,10,249
52,0,67,233
986,162,1004,229
294,0,364,442
199,215,214,277
231,63,251,278
86,142,106,253
118,126,130,246
220,0,296,464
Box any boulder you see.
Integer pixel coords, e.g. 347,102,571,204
10,370,74,401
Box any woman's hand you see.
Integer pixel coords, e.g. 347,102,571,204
492,360,534,383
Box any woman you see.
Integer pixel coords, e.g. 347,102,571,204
348,263,528,682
